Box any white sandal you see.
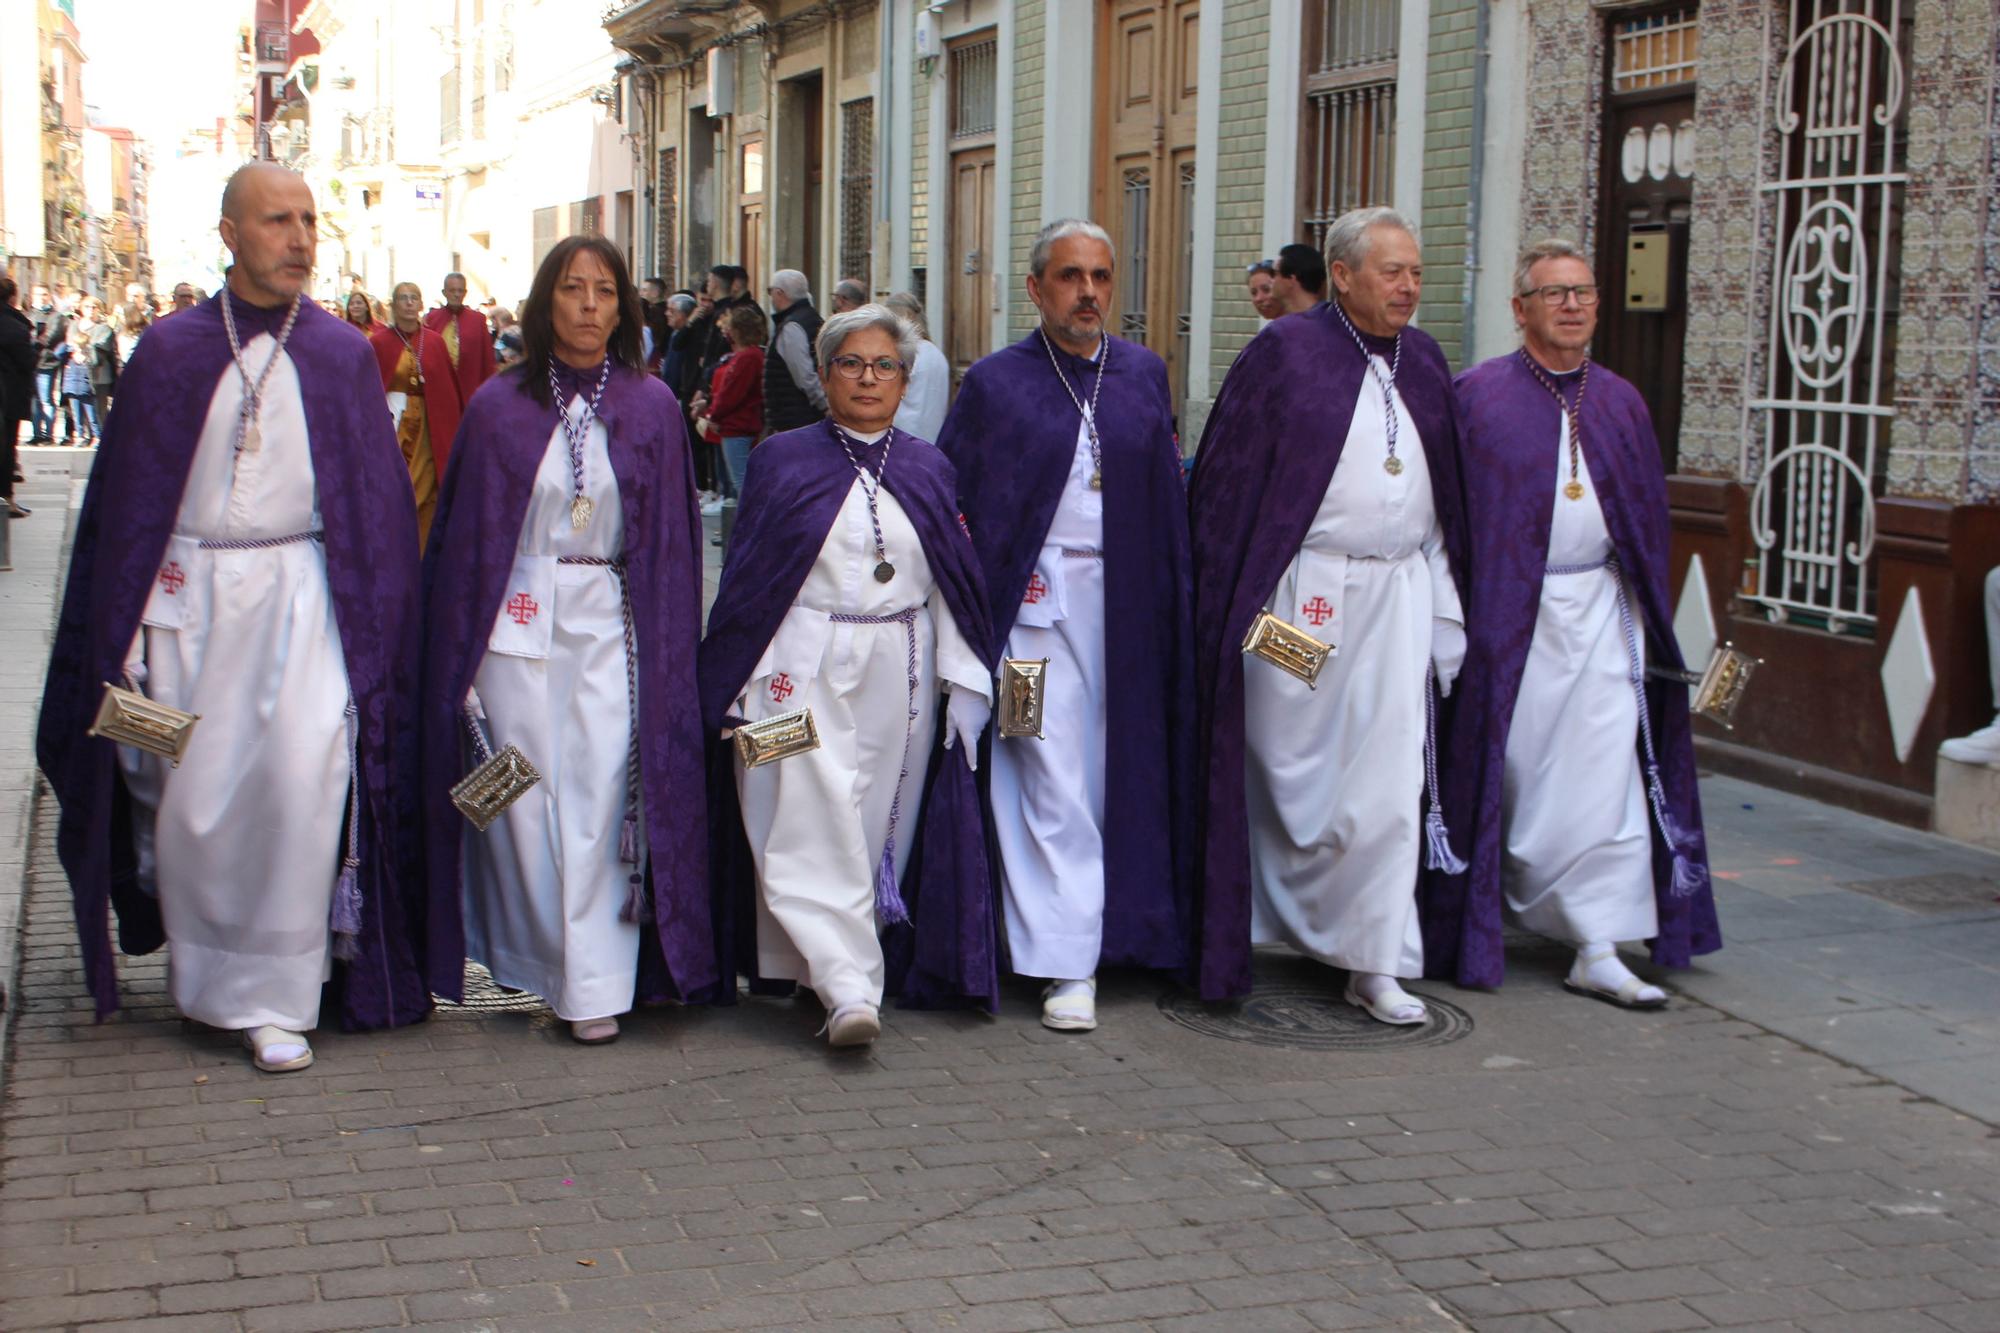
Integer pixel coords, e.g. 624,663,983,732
824,1002,881,1047
570,1017,622,1044
241,1026,314,1073
1041,977,1098,1032
1343,975,1428,1026
1563,947,1668,1010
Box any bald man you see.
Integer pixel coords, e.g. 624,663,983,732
424,269,496,404
39,163,430,1073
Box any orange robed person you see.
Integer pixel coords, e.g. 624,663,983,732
369,281,464,549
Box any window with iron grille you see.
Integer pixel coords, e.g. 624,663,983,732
656,147,678,290
839,99,874,290
911,266,927,309
950,38,997,141
1611,9,1698,93
1120,167,1151,341
1301,0,1398,247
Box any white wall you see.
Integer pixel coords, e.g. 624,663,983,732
1472,0,1529,362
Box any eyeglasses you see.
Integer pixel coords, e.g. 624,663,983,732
828,354,905,380
1529,283,1600,307
1245,261,1276,275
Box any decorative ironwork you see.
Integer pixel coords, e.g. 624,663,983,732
1157,956,1474,1052
840,99,874,290
1120,167,1151,341
1176,158,1196,395
949,38,997,140
656,147,678,291
1748,0,1908,634
1302,0,1399,248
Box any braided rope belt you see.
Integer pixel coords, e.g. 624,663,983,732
558,554,647,918
1543,552,1701,896
1059,547,1104,560
828,606,922,924
196,529,324,551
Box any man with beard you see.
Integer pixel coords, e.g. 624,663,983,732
937,219,1205,1029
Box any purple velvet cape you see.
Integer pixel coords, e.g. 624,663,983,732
697,423,1000,1010
36,291,430,1028
419,366,720,1004
936,333,1199,980
1421,354,1721,986
1187,306,1471,1001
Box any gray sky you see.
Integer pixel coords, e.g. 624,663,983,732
79,0,245,139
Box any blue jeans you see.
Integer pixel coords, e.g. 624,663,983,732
64,393,97,441
722,436,753,499
31,371,56,439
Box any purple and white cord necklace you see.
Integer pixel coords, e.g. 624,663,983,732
548,358,612,530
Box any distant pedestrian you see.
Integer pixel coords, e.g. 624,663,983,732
1272,241,1326,316
763,269,826,434
1245,259,1283,322
58,316,99,445
831,277,867,314
29,285,67,442
170,282,197,314
0,276,34,518
86,298,120,419
424,270,497,404
696,302,767,498
114,303,148,386
885,291,948,444
370,281,464,551
344,289,376,333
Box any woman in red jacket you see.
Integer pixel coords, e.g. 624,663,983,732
695,303,766,499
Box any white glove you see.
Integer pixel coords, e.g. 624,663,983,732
1431,617,1466,698
941,685,991,770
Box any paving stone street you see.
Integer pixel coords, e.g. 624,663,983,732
2,456,2000,1332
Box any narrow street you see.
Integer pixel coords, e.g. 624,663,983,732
1,450,1997,1332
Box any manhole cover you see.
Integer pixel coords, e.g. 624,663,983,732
1158,976,1473,1051
433,962,549,1016
1839,873,2000,916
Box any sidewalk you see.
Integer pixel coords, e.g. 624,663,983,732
1,488,1998,1331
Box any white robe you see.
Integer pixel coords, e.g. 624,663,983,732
733,434,989,1011
118,333,350,1033
461,398,641,1022
1501,421,1658,945
991,416,1108,981
1243,360,1461,978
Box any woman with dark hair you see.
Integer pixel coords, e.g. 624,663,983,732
420,234,721,1042
344,290,376,333
700,304,998,1047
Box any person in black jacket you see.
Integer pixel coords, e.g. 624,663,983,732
0,276,36,518
762,269,826,434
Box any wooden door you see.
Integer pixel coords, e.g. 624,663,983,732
1596,91,1695,471
1096,0,1199,402
947,145,995,378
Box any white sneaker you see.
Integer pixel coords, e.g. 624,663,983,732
700,498,725,516
1041,978,1097,1031
1940,717,2000,766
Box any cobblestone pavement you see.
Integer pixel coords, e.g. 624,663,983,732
4,780,2000,1332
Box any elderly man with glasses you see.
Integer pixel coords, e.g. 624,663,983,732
1425,238,1720,1010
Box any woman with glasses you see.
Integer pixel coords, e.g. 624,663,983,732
701,304,998,1047
420,235,721,1044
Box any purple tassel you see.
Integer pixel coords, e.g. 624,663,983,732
620,873,647,924
1670,853,1708,898
874,844,909,926
330,861,363,934
1424,809,1468,875
619,813,640,866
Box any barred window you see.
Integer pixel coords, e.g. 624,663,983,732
949,38,997,140
839,99,874,291
1612,9,1698,93
1301,0,1398,248
656,147,678,291
1120,166,1151,342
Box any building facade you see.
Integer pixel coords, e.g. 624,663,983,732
604,0,1997,824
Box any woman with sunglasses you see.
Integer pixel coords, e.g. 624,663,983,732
701,304,998,1046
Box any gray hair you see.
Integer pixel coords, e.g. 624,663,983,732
884,290,928,339
1028,218,1115,279
1514,238,1591,296
1322,206,1419,274
770,268,812,303
817,303,919,372
666,293,696,315
833,278,868,306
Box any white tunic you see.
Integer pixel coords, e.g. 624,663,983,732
1242,358,1461,978
118,331,351,1033
1501,417,1658,945
461,397,641,1022
990,414,1108,980
733,432,989,1011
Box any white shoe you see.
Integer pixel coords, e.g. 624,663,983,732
1041,977,1097,1031
242,1026,314,1073
700,498,725,516
1940,717,2000,766
569,1016,621,1044
1563,945,1668,1010
1343,973,1428,1025
825,1002,881,1047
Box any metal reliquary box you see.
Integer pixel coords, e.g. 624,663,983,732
1241,611,1333,688
733,706,822,768
88,682,200,766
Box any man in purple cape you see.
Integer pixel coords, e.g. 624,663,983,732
699,416,999,1013
1424,240,1720,1003
937,219,1201,1024
37,165,428,1068
1189,208,1470,1016
419,351,722,1016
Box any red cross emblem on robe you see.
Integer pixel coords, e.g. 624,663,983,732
1301,596,1334,628
1023,574,1049,605
769,672,795,703
506,591,540,625
157,562,187,596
